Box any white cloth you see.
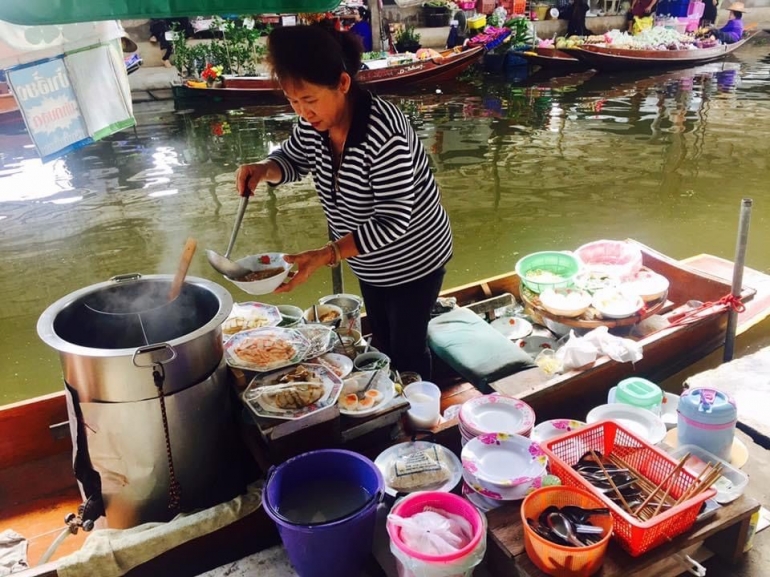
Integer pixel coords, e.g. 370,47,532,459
0,530,27,576
56,482,263,577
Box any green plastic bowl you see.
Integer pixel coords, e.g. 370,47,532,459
516,251,581,293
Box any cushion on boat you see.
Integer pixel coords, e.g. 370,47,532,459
428,307,536,392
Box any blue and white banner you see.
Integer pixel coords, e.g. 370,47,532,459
7,56,92,161
6,40,135,163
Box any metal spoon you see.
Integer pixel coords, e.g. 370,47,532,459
206,191,252,278
561,505,610,524
547,512,586,547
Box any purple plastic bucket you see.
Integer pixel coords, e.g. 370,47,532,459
264,449,384,577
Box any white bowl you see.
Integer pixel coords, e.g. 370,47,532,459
539,287,592,318
530,419,587,443
592,287,644,319
225,253,291,295
621,269,670,303
461,433,548,500
586,404,667,445
303,303,344,327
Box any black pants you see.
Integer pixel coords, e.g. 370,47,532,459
359,267,445,380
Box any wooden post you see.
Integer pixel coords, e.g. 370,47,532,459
724,198,752,362
370,0,385,52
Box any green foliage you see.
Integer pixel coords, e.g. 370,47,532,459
395,25,421,45
504,16,533,48
171,17,271,78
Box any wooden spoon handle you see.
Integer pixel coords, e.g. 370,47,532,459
169,238,197,301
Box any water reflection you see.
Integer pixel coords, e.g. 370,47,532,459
1,45,770,402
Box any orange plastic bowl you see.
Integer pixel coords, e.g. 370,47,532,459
521,486,613,577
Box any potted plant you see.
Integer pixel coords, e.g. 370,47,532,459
395,25,422,53
422,0,451,27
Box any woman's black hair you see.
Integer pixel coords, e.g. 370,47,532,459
267,25,363,88
357,7,371,21
732,10,743,18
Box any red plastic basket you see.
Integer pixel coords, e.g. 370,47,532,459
541,420,716,557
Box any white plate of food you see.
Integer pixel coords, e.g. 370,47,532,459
539,288,592,318
296,324,335,359
224,327,309,373
587,404,667,445
621,268,670,303
222,302,282,340
375,441,462,497
307,352,354,379
338,371,395,417
242,363,343,420
490,316,533,340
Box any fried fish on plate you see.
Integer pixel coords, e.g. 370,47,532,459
266,382,325,410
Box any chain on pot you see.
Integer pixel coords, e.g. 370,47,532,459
152,364,182,512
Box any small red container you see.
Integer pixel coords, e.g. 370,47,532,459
541,420,716,557
477,0,496,14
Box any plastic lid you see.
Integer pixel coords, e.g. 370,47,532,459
678,387,737,425
615,377,663,408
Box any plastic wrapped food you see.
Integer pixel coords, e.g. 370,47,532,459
388,446,451,492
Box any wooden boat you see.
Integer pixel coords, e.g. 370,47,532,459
0,91,22,126
5,240,770,576
519,46,588,71
565,31,759,72
174,46,485,101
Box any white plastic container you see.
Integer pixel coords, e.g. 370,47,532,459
405,382,441,430
669,444,748,504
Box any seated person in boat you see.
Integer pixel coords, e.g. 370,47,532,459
709,2,745,44
626,0,658,32
350,6,373,52
561,0,592,37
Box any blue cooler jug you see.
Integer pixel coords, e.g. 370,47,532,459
677,388,737,462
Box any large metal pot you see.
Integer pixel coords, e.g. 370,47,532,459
319,293,363,334
37,274,233,402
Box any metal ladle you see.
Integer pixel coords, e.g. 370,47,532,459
206,190,253,279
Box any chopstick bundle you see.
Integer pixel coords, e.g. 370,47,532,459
632,452,691,515
589,450,636,515
674,463,724,506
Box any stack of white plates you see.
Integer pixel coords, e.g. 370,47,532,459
458,394,535,447
461,433,549,511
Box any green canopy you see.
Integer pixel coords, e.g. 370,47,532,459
0,0,341,26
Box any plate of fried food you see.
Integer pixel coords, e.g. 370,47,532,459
222,302,282,340
242,363,343,420
224,327,310,373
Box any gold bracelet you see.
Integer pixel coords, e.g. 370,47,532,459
326,241,341,268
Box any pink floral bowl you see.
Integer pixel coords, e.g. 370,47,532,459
530,419,586,444
459,393,536,438
461,433,548,501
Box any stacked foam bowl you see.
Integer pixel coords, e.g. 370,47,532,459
458,394,547,512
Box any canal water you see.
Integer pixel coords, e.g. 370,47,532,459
2,44,770,404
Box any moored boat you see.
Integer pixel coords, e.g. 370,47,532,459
4,240,770,576
519,46,587,70
565,31,759,72
173,46,485,101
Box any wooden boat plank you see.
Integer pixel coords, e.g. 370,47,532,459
0,489,87,566
0,392,70,468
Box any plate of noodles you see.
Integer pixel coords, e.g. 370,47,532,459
224,327,310,372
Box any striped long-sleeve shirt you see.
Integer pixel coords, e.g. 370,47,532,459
268,88,453,287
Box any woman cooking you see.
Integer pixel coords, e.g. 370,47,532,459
235,25,453,379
